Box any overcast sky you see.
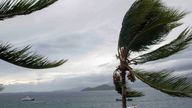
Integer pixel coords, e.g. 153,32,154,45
0,0,192,93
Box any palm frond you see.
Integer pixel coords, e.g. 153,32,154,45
126,90,144,97
0,43,66,69
134,70,192,97
118,0,186,52
132,28,192,64
0,0,58,20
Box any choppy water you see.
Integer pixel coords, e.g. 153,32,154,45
0,87,191,108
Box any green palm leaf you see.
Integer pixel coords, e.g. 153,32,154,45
118,0,186,52
132,28,192,64
0,0,58,20
0,43,66,69
134,70,192,97
0,0,66,69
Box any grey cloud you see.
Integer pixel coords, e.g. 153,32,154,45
1,0,192,92
32,31,104,58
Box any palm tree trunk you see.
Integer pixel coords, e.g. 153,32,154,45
121,70,127,108
119,47,128,108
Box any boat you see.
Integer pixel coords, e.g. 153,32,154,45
21,96,35,101
127,106,137,108
116,98,133,101
127,98,133,101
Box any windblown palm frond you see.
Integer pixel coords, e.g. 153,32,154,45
118,0,186,52
0,0,58,20
126,90,144,97
134,70,192,97
132,28,192,64
0,43,66,69
0,0,66,69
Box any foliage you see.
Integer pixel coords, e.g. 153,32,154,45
0,43,66,69
0,0,58,20
118,0,186,52
134,70,192,97
0,0,65,69
133,28,192,64
116,0,192,98
126,90,144,97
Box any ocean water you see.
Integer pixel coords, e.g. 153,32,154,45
0,87,191,108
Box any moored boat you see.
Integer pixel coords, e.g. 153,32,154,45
116,98,133,101
127,106,137,108
21,96,35,101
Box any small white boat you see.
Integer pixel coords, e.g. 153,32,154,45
21,96,35,101
127,106,137,108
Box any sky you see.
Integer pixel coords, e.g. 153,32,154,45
0,0,192,93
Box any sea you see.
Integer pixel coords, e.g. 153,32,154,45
0,87,191,108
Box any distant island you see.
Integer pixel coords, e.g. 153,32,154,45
81,84,144,97
81,84,114,91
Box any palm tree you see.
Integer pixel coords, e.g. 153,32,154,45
0,0,66,69
113,0,192,108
